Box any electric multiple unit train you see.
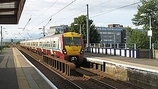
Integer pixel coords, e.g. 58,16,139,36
20,32,84,64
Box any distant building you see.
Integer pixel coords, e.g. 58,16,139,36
95,24,126,44
108,24,123,28
47,25,68,36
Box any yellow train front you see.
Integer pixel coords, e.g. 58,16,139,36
62,32,84,65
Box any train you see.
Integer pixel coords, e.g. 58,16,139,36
20,32,85,65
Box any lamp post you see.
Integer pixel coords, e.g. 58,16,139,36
39,26,46,37
86,4,90,48
79,24,81,35
1,26,2,48
43,26,46,37
148,16,152,59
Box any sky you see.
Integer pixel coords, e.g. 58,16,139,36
2,0,141,41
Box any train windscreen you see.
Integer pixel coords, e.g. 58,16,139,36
64,37,81,46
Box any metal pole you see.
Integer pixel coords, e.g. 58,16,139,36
79,24,81,34
149,16,152,59
86,4,89,48
43,26,45,37
1,26,3,46
114,32,115,48
149,16,151,49
102,31,103,45
1,26,2,47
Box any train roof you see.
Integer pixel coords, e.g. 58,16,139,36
20,31,81,43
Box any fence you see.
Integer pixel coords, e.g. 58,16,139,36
85,43,139,58
88,43,136,49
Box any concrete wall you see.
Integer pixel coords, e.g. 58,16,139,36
103,63,158,89
105,63,128,81
139,49,149,58
87,58,158,89
153,50,158,59
127,68,158,89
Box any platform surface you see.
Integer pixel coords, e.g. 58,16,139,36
0,48,53,89
85,52,158,71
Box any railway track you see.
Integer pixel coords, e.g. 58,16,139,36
73,68,117,89
16,46,142,89
17,46,81,89
75,67,142,89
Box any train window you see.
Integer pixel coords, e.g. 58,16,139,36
73,37,81,46
39,42,42,46
64,37,81,46
53,43,56,47
64,37,72,45
50,42,53,47
46,43,48,47
36,42,37,46
48,44,50,47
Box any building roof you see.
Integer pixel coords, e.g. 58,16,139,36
0,0,26,24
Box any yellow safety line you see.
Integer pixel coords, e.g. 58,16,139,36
12,48,30,89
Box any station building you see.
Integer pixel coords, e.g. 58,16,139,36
95,24,126,44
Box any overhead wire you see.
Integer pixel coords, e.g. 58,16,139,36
22,0,58,39
31,0,77,30
51,0,140,24
19,17,32,39
91,1,141,18
50,0,112,24
21,0,140,39
90,0,112,14
23,18,31,31
45,18,52,27
29,0,58,25
50,0,139,20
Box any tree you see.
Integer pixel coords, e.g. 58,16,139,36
69,15,101,43
126,27,148,49
132,0,158,48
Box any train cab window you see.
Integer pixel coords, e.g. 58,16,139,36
64,37,81,46
73,37,81,46
64,37,72,45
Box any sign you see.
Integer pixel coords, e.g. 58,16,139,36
148,30,152,36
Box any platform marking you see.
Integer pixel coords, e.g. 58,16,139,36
12,48,30,89
16,48,58,89
0,56,8,68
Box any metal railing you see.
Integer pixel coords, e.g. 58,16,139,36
86,43,136,49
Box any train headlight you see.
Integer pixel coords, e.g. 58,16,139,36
62,49,67,54
80,49,84,54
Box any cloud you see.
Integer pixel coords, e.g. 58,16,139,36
2,0,140,40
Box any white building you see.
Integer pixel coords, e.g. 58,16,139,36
47,25,68,36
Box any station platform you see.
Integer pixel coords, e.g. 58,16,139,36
0,48,56,89
85,52,158,72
